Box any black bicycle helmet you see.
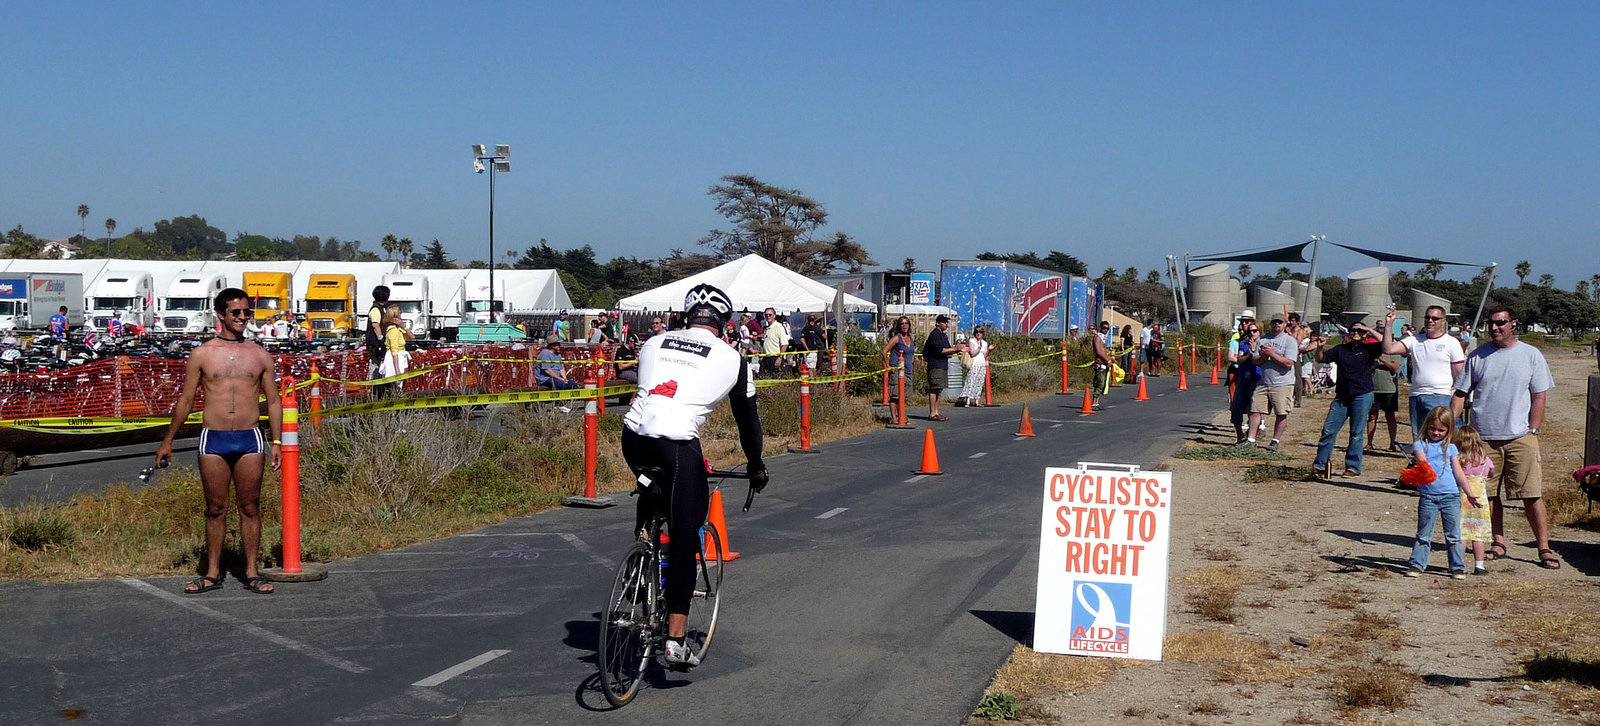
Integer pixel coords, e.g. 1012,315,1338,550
683,283,734,329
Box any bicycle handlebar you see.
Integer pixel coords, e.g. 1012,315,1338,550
707,469,760,512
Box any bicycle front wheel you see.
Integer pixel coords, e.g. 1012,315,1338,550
597,542,655,708
683,524,724,664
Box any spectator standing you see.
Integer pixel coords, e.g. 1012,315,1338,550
272,314,291,340
646,315,665,339
1404,406,1472,579
108,311,125,338
1119,325,1136,380
799,313,827,372
1311,323,1384,478
880,316,915,403
759,308,788,376
586,318,609,344
1147,325,1165,376
377,305,411,398
1382,306,1465,443
366,285,390,379
922,314,959,421
1255,317,1298,451
1139,322,1153,375
553,310,571,342
957,325,993,407
1230,320,1264,444
1450,306,1557,569
1366,347,1403,452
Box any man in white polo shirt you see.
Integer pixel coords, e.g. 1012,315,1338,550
1382,306,1464,443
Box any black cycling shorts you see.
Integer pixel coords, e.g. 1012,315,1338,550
621,428,709,617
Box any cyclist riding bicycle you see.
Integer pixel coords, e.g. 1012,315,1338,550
621,282,768,668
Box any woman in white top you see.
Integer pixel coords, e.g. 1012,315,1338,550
958,326,995,406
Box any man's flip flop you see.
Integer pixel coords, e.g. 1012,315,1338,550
1538,549,1562,570
242,576,275,594
183,575,223,594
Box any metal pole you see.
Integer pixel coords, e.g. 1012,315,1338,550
1301,236,1323,328
488,161,496,324
1470,263,1498,342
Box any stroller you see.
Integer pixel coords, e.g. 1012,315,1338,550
1306,362,1335,396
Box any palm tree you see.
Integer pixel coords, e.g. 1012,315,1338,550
77,204,89,238
1590,274,1600,302
1538,273,1555,288
380,233,398,261
1419,258,1443,281
1578,280,1591,299
1514,260,1531,287
1238,264,1252,280
104,218,116,257
398,237,414,264
1276,267,1292,279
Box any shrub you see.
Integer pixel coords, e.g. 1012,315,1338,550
973,692,1020,720
5,507,77,551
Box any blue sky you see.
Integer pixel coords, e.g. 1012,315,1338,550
4,2,1596,286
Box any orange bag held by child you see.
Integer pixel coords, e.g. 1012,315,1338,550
1399,459,1437,488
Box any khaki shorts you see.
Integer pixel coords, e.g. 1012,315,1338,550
926,365,946,393
1486,434,1542,500
1252,385,1293,416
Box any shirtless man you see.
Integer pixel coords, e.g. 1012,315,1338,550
157,288,283,595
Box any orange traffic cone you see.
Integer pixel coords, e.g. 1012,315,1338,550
1177,366,1188,391
702,489,741,561
1134,373,1150,401
1080,387,1096,414
1209,362,1220,386
914,429,943,475
1017,403,1036,437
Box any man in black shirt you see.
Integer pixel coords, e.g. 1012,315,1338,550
1311,323,1383,478
922,315,961,421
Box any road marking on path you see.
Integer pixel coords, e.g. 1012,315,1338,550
969,452,988,459
120,578,370,674
905,475,928,483
1050,424,1063,429
412,649,512,687
559,533,613,567
816,507,848,519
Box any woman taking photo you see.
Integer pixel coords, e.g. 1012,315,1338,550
957,326,993,407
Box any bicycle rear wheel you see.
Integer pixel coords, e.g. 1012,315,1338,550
683,525,723,664
597,542,655,708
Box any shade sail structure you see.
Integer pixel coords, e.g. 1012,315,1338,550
1327,242,1475,266
1191,242,1312,264
619,254,876,313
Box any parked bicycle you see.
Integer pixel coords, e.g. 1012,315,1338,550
595,464,756,708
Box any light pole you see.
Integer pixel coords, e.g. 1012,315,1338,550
472,144,510,323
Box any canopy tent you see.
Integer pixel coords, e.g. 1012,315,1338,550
619,254,876,313
1191,241,1475,267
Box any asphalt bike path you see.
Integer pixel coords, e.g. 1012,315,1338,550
0,376,1223,725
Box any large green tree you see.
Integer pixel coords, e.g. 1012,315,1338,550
697,174,874,274
152,215,227,257
973,250,1088,277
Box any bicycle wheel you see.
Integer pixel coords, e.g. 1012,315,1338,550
682,524,723,663
597,542,655,708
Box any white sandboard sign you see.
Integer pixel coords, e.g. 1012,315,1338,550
1034,462,1172,660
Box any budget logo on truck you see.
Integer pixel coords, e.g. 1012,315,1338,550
1068,580,1131,654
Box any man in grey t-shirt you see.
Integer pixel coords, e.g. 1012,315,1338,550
1251,317,1299,451
1451,306,1556,569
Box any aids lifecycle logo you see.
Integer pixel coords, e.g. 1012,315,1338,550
1068,581,1131,654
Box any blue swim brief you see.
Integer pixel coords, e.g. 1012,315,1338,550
199,428,264,463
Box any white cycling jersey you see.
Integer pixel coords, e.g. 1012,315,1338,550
624,326,754,440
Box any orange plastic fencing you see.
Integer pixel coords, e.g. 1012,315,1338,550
0,343,618,421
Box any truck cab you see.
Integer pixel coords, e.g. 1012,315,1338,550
0,273,85,333
158,272,226,335
458,278,507,325
303,274,357,338
380,273,433,339
243,271,293,325
87,271,156,334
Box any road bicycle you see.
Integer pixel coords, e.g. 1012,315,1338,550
595,464,755,708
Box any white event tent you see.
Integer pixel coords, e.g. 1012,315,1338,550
619,254,875,314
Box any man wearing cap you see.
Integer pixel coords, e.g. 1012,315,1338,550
922,315,960,420
1311,322,1384,478
553,310,570,342
800,313,827,372
1254,317,1299,451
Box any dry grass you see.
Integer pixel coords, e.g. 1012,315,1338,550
1324,590,1370,610
984,645,1124,701
1180,566,1243,622
1331,659,1416,711
1164,629,1308,685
